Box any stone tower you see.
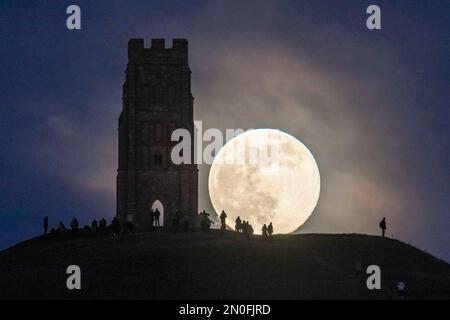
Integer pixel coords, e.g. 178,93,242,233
117,38,198,228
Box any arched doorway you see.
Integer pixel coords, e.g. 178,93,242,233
151,200,164,227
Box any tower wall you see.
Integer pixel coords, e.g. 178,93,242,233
117,38,198,227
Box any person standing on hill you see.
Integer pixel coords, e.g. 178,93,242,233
154,208,161,227
235,216,242,232
241,220,247,234
379,217,387,238
220,210,227,230
99,218,107,230
200,211,213,231
70,218,79,231
149,209,155,228
43,216,49,235
57,221,66,233
261,224,268,238
242,221,250,240
111,216,121,236
267,222,273,237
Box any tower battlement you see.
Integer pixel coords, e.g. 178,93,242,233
128,38,188,64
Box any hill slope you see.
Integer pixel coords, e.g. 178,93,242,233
0,230,449,299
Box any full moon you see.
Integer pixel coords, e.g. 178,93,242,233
208,129,320,234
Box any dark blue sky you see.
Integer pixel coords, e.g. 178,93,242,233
0,1,449,261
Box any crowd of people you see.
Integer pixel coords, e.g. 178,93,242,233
42,216,121,236
233,215,274,239
41,210,273,240
42,212,389,240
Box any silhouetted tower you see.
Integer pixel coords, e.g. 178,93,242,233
117,38,198,228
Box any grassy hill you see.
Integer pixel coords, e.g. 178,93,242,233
0,230,449,299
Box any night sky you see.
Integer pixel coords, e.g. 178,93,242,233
0,1,448,261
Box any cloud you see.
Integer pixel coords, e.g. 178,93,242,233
29,97,119,200
39,115,75,138
191,39,425,244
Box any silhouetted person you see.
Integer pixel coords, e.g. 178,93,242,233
57,221,66,233
43,216,49,235
235,216,242,233
242,221,253,240
220,210,227,230
246,222,254,240
200,210,213,231
99,218,107,229
149,208,155,227
268,222,273,236
397,281,406,299
241,220,248,234
262,224,268,238
70,218,79,232
379,217,387,237
111,217,120,236
154,209,161,227
91,219,98,230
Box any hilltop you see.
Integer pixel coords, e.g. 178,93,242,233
0,230,449,299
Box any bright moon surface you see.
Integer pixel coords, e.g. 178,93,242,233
208,129,320,234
